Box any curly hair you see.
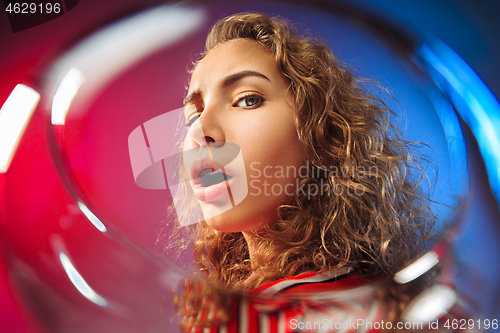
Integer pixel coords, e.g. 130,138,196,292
172,12,436,330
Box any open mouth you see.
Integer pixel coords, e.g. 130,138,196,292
195,168,232,187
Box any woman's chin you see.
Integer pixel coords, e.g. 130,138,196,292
204,208,274,234
204,214,242,233
203,208,254,233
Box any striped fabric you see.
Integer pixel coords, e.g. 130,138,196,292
190,268,386,333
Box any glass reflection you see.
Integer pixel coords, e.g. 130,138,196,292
416,38,500,204
51,68,85,125
0,84,40,173
59,251,112,308
77,201,107,233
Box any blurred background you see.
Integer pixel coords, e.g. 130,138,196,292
0,0,499,332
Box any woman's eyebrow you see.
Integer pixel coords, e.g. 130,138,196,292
222,70,270,88
183,90,201,106
183,70,270,106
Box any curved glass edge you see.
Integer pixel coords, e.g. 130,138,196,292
39,4,210,277
414,36,500,206
44,4,207,125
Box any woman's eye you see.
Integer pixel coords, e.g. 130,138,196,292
234,94,264,108
185,114,201,127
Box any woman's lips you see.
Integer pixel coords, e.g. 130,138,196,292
193,169,233,202
195,169,227,186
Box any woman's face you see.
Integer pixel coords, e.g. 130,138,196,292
183,39,304,233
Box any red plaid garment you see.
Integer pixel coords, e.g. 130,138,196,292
189,267,386,333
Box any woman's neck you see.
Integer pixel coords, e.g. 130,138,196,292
242,231,261,269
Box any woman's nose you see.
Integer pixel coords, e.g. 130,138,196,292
188,109,224,148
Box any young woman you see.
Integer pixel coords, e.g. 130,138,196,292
175,12,435,332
